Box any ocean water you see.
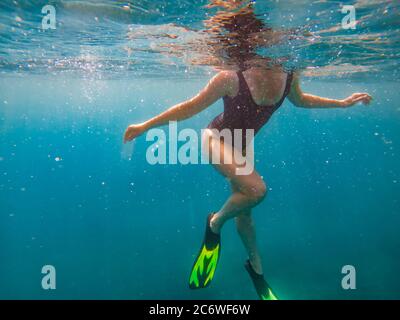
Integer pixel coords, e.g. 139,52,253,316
0,0,400,300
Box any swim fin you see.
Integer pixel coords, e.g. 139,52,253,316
189,213,221,289
245,259,278,300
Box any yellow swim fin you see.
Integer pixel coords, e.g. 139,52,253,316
189,213,221,289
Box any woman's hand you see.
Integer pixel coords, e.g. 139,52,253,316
123,123,147,143
341,93,373,108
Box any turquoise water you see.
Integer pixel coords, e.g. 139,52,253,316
1,0,400,300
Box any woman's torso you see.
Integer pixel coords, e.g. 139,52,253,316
208,67,293,140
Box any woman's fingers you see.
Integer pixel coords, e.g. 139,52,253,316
357,93,372,105
123,129,130,144
346,93,373,107
123,124,145,143
124,126,134,143
363,95,373,105
352,96,367,104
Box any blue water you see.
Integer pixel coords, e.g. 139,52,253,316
1,0,400,300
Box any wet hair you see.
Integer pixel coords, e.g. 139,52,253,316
203,0,273,70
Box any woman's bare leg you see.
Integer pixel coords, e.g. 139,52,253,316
202,130,266,274
210,171,266,232
204,134,267,233
232,177,263,275
235,210,263,275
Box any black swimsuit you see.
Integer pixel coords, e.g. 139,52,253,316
207,70,293,148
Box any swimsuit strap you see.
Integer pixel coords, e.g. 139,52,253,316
236,71,252,98
284,72,294,97
274,72,294,107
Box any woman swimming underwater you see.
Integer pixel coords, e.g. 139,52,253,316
123,2,372,300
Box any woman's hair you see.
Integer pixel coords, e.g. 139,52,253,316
203,0,274,70
160,0,286,71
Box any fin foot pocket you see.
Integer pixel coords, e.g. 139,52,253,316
189,213,221,289
245,259,278,300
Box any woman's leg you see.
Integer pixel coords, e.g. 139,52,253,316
233,175,263,275
210,171,266,233
235,209,264,275
202,129,266,275
205,136,267,232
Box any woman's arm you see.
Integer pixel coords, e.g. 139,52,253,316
287,72,372,109
123,71,234,143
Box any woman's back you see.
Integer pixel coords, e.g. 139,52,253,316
208,67,293,143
